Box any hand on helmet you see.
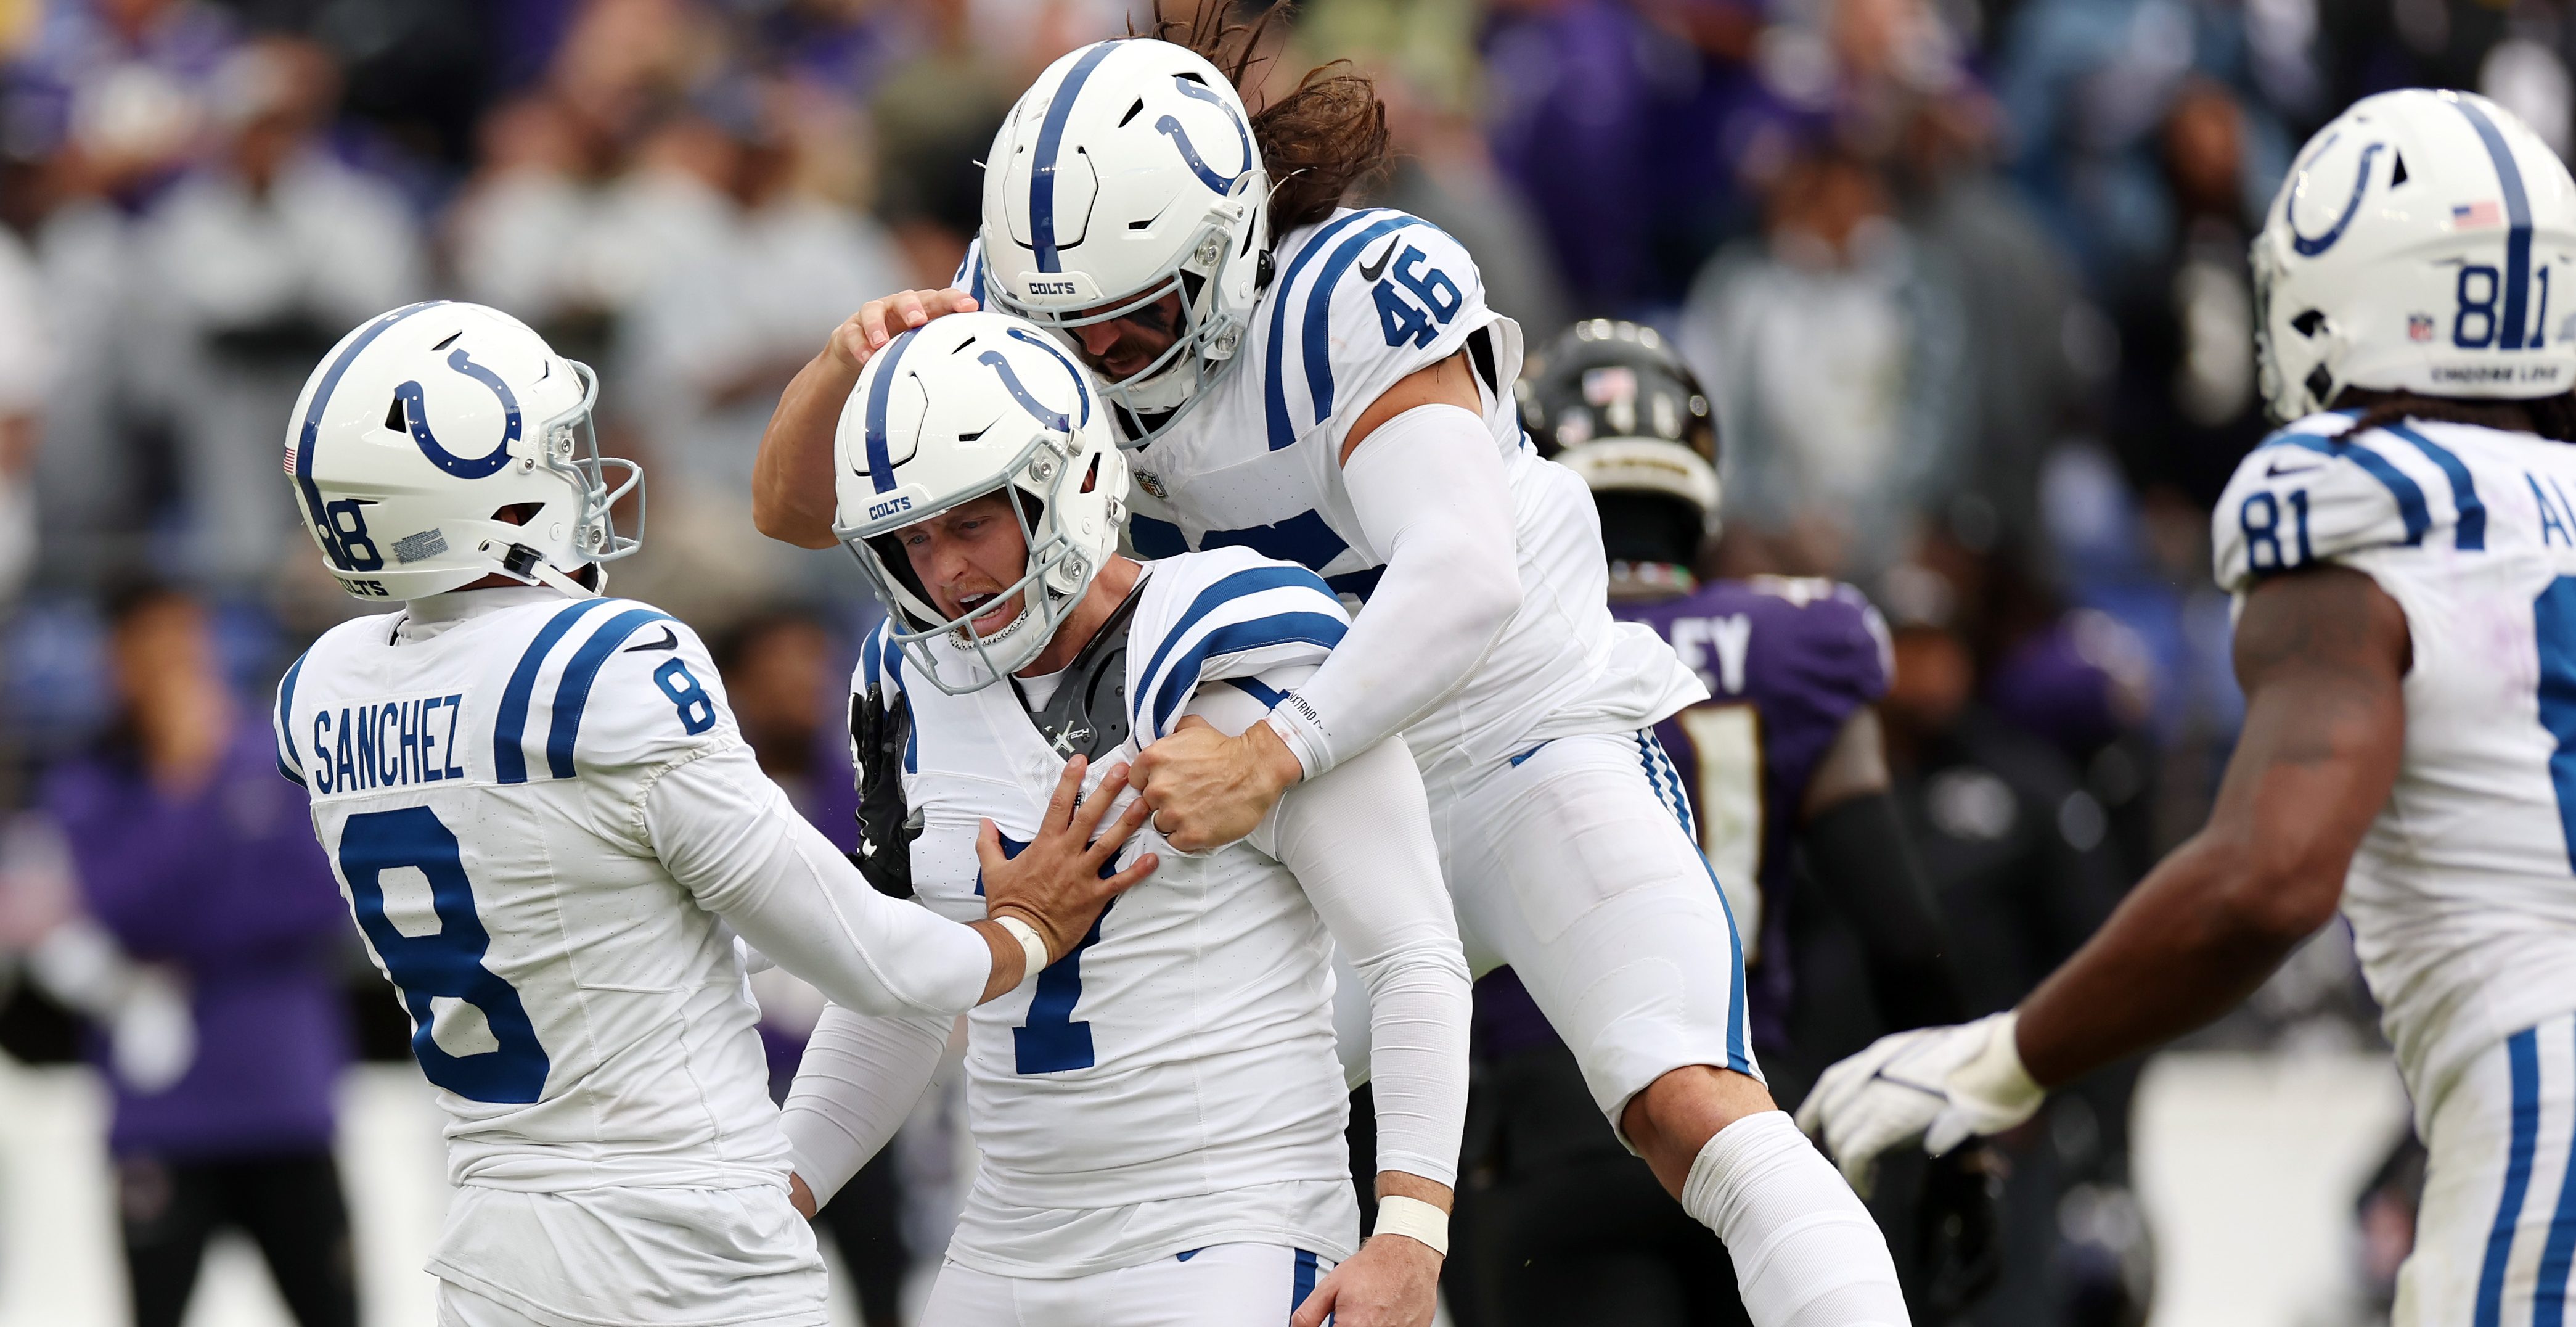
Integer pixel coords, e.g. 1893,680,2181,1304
1794,1011,2045,1196
832,289,981,371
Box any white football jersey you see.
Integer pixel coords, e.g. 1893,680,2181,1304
274,589,784,1192
960,208,1702,771
865,548,1360,1275
2214,413,2576,1117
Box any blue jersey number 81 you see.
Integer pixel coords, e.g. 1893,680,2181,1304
338,807,550,1103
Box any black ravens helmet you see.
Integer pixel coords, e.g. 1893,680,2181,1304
1517,319,1720,593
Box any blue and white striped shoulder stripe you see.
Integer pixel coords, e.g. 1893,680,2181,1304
1261,208,1454,453
1132,565,1349,742
2259,420,2487,551
952,240,987,306
489,598,681,784
274,649,313,787
857,620,917,773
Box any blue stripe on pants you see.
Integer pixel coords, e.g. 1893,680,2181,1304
1291,1248,1320,1323
2480,1027,2545,1327
1634,728,1752,1077
2539,1019,2576,1326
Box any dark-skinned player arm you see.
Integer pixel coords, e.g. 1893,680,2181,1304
1797,564,2408,1186
1797,429,2425,1186
1798,707,1969,1030
1259,381,1521,782
2014,563,2406,1078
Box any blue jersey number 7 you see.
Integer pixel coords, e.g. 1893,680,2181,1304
978,833,1114,1074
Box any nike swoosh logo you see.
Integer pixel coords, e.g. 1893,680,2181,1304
623,625,679,653
1357,239,1400,284
2266,460,2323,479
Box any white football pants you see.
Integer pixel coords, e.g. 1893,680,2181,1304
2402,1011,2576,1327
1423,728,1760,1137
428,1183,827,1327
920,1242,1337,1326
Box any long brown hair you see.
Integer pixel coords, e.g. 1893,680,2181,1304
2338,388,2576,444
1137,1,1391,236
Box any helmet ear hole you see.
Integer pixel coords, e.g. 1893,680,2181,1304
493,503,542,526
385,396,406,431
2291,310,2329,337
2306,365,2337,404
1081,453,1102,494
2390,151,2409,186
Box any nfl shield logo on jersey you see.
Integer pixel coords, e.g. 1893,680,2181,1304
2409,314,2437,342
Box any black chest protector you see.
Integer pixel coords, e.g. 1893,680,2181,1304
1014,580,1145,762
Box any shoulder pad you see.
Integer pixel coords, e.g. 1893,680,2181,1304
1259,210,1494,454
2212,418,2486,592
854,619,918,773
954,238,987,305
273,647,315,787
1128,551,1351,741
491,598,729,784
1781,581,1895,706
1022,581,1142,762
1720,578,1892,707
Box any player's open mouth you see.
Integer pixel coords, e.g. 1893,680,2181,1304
956,592,1016,633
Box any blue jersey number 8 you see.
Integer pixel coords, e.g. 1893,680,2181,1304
338,807,550,1103
654,659,717,734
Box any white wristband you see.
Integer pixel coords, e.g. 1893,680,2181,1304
1262,704,1328,780
994,916,1050,988
1371,1194,1449,1256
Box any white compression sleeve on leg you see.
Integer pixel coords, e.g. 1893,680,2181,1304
1685,1111,1909,1327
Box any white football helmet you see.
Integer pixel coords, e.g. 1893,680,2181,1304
285,301,641,601
2254,88,2576,421
833,311,1131,694
978,38,1269,446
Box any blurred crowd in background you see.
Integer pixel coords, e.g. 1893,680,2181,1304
0,0,2497,1321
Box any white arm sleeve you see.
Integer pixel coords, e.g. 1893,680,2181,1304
1267,734,1471,1187
643,744,992,1018
779,1005,953,1206
1264,403,1521,778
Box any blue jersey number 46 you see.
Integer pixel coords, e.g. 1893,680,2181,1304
1373,245,1463,349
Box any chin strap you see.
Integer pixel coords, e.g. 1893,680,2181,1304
477,539,600,598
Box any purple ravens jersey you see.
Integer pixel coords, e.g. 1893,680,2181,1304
1479,576,1891,1058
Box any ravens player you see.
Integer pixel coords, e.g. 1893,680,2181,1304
1457,321,1991,1324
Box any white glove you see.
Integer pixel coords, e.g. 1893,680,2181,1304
1794,1010,2045,1196
110,968,197,1095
